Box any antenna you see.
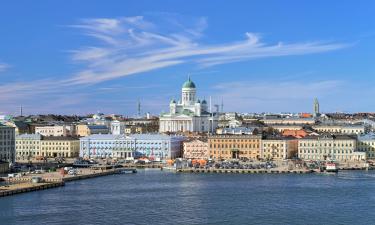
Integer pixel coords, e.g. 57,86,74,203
221,98,224,113
20,105,23,117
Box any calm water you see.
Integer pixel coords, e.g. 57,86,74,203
1,170,375,225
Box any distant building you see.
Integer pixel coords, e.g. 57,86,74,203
270,124,304,133
110,120,125,135
159,77,219,133
0,124,16,163
282,129,308,138
76,124,109,137
312,124,366,135
35,125,75,137
262,117,315,125
208,135,262,160
183,139,209,159
216,127,256,135
313,98,320,118
298,134,365,162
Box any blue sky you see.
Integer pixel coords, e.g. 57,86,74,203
0,0,374,116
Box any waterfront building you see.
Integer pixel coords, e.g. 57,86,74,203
131,134,186,159
15,134,42,161
159,77,219,133
208,135,262,160
312,124,366,135
80,134,135,159
0,124,16,163
183,139,209,159
80,134,186,160
298,134,365,162
35,125,74,137
76,124,109,137
261,137,298,160
40,136,80,158
357,133,375,159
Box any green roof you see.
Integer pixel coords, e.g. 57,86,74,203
182,77,196,89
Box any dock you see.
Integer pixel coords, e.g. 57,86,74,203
0,167,137,198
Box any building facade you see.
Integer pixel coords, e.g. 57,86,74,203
298,135,365,162
208,135,262,160
35,125,74,137
40,136,80,158
312,124,366,135
183,139,209,159
0,124,15,163
15,134,42,161
261,137,298,160
76,124,109,137
159,77,218,133
357,134,375,159
80,134,135,159
80,134,186,160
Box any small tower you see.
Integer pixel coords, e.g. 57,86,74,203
313,98,320,118
137,99,141,118
181,76,196,106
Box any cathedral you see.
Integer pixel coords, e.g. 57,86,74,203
159,77,219,133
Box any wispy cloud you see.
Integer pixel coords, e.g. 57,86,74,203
0,62,10,72
0,14,350,114
67,15,348,84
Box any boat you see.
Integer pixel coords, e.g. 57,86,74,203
325,162,338,173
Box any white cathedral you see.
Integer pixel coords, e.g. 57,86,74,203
159,77,219,133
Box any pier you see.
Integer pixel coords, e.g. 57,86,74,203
0,167,137,198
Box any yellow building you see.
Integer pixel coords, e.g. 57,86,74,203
15,134,41,161
261,137,298,160
208,135,261,160
40,136,80,158
16,135,80,160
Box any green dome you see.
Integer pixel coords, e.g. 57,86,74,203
170,99,176,104
182,77,196,89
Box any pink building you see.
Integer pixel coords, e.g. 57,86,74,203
183,139,209,159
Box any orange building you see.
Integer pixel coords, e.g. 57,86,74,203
282,129,308,138
208,135,262,160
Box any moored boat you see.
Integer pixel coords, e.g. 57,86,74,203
325,162,338,173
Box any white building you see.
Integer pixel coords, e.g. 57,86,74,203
0,124,16,163
159,77,218,133
80,134,186,160
110,120,125,135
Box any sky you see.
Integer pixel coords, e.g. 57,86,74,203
0,0,374,116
